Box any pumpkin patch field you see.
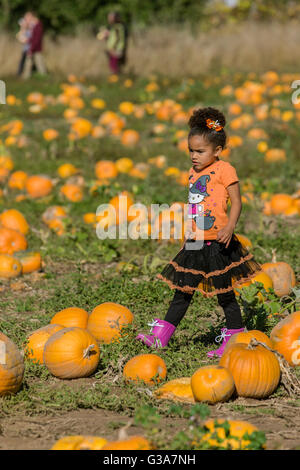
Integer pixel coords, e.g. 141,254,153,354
0,72,299,450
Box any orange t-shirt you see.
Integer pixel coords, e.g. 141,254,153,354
188,159,239,240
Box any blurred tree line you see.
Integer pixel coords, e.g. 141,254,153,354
1,0,299,34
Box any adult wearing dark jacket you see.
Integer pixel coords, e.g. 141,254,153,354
22,11,47,79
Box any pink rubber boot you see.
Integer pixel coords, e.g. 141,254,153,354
136,318,176,349
207,327,245,358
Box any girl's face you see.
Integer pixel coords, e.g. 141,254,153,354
188,134,222,171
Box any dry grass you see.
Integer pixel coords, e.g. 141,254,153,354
1,21,300,78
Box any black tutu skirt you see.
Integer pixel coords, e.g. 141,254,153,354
156,234,262,297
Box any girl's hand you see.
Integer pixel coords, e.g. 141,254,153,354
216,224,234,248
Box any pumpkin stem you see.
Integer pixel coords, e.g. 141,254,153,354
83,344,95,359
271,248,277,263
118,419,133,441
249,338,300,397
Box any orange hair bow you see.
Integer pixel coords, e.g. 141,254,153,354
206,118,223,131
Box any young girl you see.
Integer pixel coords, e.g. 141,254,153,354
136,107,262,357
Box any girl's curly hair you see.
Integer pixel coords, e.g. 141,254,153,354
188,107,227,148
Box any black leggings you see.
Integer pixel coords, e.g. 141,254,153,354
164,289,243,329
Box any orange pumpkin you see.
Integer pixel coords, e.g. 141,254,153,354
270,194,293,215
60,184,83,202
235,233,252,250
50,307,89,329
15,251,42,274
265,148,286,163
42,206,67,224
43,327,100,379
71,118,92,138
0,254,22,278
57,163,79,179
121,129,140,146
219,342,280,398
223,330,273,353
8,171,28,190
25,324,65,364
87,302,133,343
109,191,135,224
199,419,263,450
101,436,153,450
261,261,296,297
26,175,53,199
155,377,195,403
270,311,300,366
95,160,118,180
123,354,167,385
0,331,24,396
0,228,27,254
51,435,107,450
43,129,59,141
0,209,29,235
191,365,235,404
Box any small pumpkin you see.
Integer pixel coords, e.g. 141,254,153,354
261,261,296,297
121,129,140,146
26,175,53,199
0,254,22,278
0,331,24,396
95,160,118,180
101,436,153,450
198,419,264,450
50,307,89,329
155,377,195,403
60,183,83,202
25,324,65,364
270,194,293,215
123,353,167,386
191,365,235,404
15,251,42,274
0,227,27,254
0,209,29,235
43,327,100,379
8,171,28,190
51,435,107,450
270,311,300,366
87,302,133,344
219,342,280,398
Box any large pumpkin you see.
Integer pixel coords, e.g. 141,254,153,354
25,324,65,364
270,311,300,366
123,354,167,385
52,435,107,450
0,254,22,278
0,331,24,396
191,365,235,404
223,329,273,353
43,327,100,379
261,261,296,297
50,307,89,329
87,302,133,344
0,209,29,235
155,377,195,403
0,227,27,254
219,342,280,398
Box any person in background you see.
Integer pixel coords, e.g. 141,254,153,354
97,11,127,75
22,11,47,79
16,15,32,76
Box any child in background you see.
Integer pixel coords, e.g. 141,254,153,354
136,107,262,357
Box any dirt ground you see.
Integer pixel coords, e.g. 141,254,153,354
0,396,299,450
